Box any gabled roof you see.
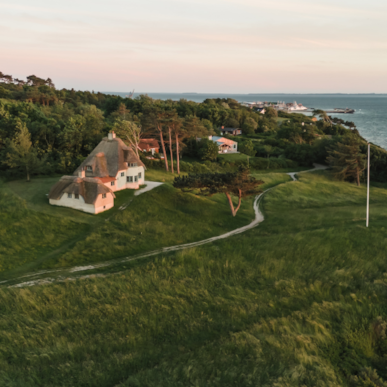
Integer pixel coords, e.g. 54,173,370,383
73,136,145,178
48,176,115,204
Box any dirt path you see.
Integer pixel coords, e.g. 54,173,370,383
135,181,163,196
6,165,327,288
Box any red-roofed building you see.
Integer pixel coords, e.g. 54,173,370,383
138,139,160,155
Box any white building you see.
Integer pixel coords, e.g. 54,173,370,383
48,131,145,214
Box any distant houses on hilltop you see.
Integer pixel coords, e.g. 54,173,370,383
48,131,145,214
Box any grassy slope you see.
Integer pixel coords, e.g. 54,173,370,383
3,171,387,385
2,169,290,278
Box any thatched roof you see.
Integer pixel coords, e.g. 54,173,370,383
48,176,115,204
73,136,145,178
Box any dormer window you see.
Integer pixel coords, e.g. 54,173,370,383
130,163,137,167
86,165,92,171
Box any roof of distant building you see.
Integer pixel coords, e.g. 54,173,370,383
138,138,159,150
212,136,237,146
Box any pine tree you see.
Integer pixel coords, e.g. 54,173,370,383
327,136,366,186
173,166,264,216
2,122,48,181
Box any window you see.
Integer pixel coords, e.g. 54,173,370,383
127,176,133,183
138,172,142,179
102,193,106,199
103,206,106,209
130,163,137,167
68,193,72,198
86,165,92,171
121,172,124,177
134,176,138,182
75,194,79,199
111,181,115,186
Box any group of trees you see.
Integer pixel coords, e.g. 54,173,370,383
173,166,263,216
1,71,387,192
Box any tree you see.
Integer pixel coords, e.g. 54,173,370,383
263,145,273,169
183,115,209,139
198,139,218,161
225,117,239,128
327,136,366,186
265,107,278,118
239,140,256,157
173,166,264,217
164,110,186,174
242,117,258,135
141,107,169,172
110,103,132,121
313,109,332,125
113,119,142,158
2,121,48,181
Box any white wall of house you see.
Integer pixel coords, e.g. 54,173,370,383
49,192,115,214
108,165,145,191
49,194,96,214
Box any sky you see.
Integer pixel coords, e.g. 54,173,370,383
1,0,387,93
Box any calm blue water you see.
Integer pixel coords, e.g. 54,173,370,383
108,93,387,150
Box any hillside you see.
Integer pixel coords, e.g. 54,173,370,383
2,170,387,386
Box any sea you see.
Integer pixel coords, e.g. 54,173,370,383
108,93,387,150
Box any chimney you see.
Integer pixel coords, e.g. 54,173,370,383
208,135,212,140
221,126,224,129
78,168,85,178
108,131,116,140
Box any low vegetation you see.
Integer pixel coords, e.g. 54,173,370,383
3,74,387,386
2,171,387,386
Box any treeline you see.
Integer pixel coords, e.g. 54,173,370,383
1,72,387,183
0,73,274,178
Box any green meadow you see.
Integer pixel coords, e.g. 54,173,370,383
0,171,291,280
2,170,387,386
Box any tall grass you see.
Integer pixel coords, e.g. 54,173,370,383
2,171,387,385
0,182,86,275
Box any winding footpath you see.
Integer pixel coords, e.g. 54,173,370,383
6,165,327,288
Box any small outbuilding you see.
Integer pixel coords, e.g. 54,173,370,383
219,127,242,136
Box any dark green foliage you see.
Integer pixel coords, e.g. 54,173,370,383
239,140,256,156
197,138,219,161
327,136,366,186
174,166,263,216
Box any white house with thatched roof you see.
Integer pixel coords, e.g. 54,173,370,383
48,131,145,214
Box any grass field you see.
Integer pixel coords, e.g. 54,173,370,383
3,170,387,386
1,169,291,280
